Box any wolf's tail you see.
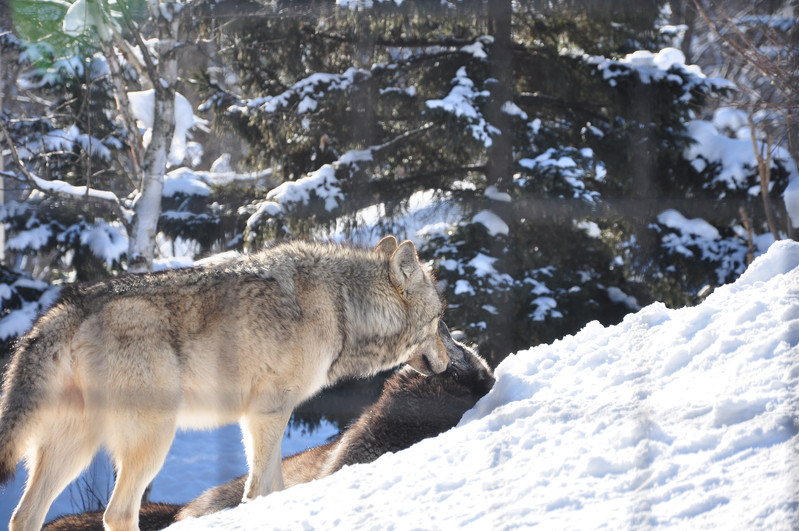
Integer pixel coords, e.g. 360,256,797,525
0,302,73,485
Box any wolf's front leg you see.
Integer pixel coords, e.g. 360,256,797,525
240,410,292,502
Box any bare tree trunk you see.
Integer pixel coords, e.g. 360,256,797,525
485,0,513,195
127,3,180,273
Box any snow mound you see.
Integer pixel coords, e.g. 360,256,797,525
173,240,799,529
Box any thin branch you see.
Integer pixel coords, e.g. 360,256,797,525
739,206,755,265
518,92,609,126
103,48,145,184
747,114,780,240
114,0,161,88
695,0,796,99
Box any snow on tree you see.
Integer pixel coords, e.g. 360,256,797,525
668,0,799,236
0,0,222,279
192,0,792,361
2,0,796,363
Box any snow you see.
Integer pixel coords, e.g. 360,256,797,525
297,96,318,114
518,148,602,201
712,107,749,135
785,176,799,228
153,256,195,271
531,295,559,321
520,150,576,170
166,167,273,189
337,148,374,166
467,253,500,277
0,281,59,342
5,224,53,252
163,168,212,197
233,68,366,116
0,304,43,342
684,120,759,190
484,185,511,202
657,209,720,241
328,189,464,247
40,125,112,161
13,171,122,209
655,209,752,283
265,164,342,212
246,201,283,230
62,0,115,41
160,240,799,530
152,421,338,506
605,286,640,310
684,119,799,200
471,210,509,236
1,242,798,529
453,279,475,296
210,154,232,174
79,220,128,266
460,36,492,59
425,67,497,147
588,47,734,103
576,220,601,238
128,90,200,167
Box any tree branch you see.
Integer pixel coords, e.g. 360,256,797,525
115,0,161,89
0,120,131,225
748,114,780,240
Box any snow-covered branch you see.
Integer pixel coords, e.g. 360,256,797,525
0,120,131,223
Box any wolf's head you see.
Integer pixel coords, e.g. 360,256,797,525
378,236,449,375
437,321,495,396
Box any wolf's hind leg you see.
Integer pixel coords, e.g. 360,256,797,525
240,409,292,502
103,418,176,531
10,418,100,531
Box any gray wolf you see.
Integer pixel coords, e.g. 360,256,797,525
0,236,449,531
41,322,494,530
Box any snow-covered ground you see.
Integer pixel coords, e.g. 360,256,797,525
2,242,797,529
167,240,798,530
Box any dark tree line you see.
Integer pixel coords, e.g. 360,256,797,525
1,0,795,364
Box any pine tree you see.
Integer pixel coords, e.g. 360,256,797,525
196,0,781,363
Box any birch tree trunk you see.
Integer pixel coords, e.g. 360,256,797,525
127,2,180,273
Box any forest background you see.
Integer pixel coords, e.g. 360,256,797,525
0,0,797,411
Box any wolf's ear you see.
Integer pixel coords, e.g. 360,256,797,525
376,235,398,256
438,320,453,344
439,320,467,370
389,240,424,295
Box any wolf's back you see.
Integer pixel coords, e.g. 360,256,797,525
43,502,180,531
0,296,81,484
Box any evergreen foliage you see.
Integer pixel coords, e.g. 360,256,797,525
194,0,792,362
1,0,795,364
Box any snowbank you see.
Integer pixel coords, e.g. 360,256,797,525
173,241,799,530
